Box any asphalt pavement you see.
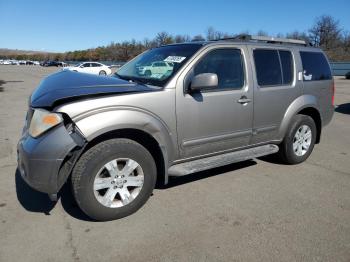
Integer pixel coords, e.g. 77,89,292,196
0,66,349,262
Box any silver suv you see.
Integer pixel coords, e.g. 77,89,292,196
17,35,334,221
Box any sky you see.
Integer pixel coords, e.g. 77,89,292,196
0,0,349,52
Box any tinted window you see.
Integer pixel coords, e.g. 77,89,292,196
92,63,101,67
194,49,244,90
254,50,282,86
279,51,293,84
300,52,332,81
83,63,91,67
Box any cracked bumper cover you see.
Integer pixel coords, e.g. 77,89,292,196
17,124,83,194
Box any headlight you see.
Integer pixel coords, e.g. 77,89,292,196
29,109,63,138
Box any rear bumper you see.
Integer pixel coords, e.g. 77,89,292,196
17,124,79,194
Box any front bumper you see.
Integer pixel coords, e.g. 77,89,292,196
17,124,80,194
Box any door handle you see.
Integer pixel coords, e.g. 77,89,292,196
237,96,251,104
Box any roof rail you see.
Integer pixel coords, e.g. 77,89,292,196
217,34,309,46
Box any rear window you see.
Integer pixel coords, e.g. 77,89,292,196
253,49,294,87
300,52,332,81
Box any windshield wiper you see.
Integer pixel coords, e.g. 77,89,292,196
115,73,151,86
114,73,130,81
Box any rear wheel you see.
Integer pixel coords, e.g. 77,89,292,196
278,114,316,164
71,138,157,221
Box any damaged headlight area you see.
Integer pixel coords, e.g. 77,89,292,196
29,109,63,138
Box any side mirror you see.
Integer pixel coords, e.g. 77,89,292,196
189,73,218,92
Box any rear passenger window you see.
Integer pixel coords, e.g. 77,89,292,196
253,49,294,86
300,52,332,81
194,49,244,90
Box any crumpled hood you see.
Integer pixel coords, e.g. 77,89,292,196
30,70,158,108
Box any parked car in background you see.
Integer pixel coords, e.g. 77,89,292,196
137,61,174,77
2,60,11,65
346,71,350,79
33,61,40,65
41,61,63,67
57,61,68,67
65,62,112,75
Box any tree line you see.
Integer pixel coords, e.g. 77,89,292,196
2,15,349,62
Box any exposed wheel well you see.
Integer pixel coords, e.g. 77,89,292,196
297,107,322,144
83,129,166,185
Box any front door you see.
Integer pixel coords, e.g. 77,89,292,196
176,46,254,159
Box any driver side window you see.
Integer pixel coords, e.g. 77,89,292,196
194,49,245,90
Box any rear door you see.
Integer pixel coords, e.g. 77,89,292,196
248,47,302,144
176,45,254,159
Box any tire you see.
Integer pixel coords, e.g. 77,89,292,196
71,138,157,221
99,70,106,76
277,114,316,164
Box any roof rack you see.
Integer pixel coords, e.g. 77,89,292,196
217,34,310,46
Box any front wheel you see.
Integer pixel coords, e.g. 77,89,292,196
99,70,107,76
71,138,157,221
278,114,316,164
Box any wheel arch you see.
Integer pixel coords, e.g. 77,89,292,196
83,128,168,186
297,107,322,144
72,109,177,185
278,95,322,143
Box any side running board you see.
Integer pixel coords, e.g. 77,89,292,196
168,144,279,176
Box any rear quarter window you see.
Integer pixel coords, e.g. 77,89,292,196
300,52,332,81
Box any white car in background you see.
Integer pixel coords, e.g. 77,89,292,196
65,62,112,75
137,61,174,77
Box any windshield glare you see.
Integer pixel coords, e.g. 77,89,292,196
115,44,202,87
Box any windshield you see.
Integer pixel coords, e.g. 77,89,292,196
115,44,203,87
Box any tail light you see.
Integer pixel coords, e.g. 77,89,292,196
331,80,335,106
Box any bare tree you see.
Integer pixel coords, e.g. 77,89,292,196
155,32,174,46
309,15,342,49
174,34,191,43
206,26,216,40
206,26,229,40
192,34,205,42
257,30,268,36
